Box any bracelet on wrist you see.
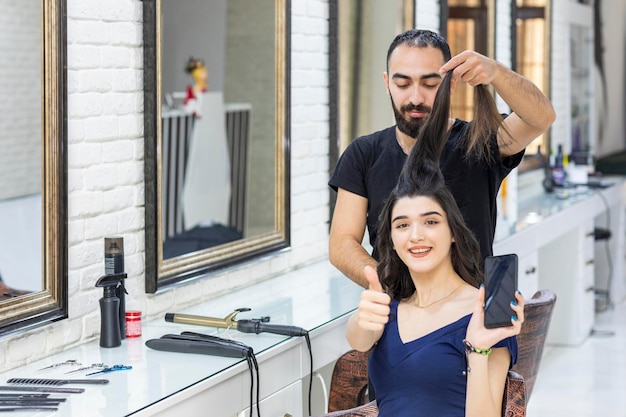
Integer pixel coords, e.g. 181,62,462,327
462,339,492,355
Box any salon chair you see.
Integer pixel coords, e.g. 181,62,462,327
327,349,370,412
511,289,557,400
321,349,526,417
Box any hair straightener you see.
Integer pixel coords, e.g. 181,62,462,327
145,332,251,358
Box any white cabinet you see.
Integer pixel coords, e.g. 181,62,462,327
536,218,594,345
517,250,539,298
239,381,303,417
493,223,540,299
495,178,625,346
580,220,596,332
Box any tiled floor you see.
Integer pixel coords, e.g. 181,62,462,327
526,299,626,416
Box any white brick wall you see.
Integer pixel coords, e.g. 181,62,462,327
415,0,440,31
551,0,571,154
494,0,512,113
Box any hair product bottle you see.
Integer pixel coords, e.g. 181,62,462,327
95,273,128,348
104,237,126,339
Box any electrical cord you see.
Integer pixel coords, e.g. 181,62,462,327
305,332,313,416
311,371,329,414
233,319,313,415
159,312,314,415
146,332,261,416
592,189,614,312
246,352,260,417
180,332,260,416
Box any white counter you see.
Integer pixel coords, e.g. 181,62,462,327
1,177,624,416
493,177,625,346
0,261,362,417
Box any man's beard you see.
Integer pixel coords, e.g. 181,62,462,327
390,97,432,139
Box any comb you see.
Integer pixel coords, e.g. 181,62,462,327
0,386,85,394
0,407,59,412
7,378,109,386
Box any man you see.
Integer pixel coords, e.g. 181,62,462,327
328,29,555,289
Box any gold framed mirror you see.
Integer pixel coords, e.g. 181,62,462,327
328,0,414,216
143,0,290,293
0,0,67,335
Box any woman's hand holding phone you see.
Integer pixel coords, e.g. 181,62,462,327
466,282,525,350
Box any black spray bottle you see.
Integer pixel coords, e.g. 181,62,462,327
104,237,126,339
96,272,128,348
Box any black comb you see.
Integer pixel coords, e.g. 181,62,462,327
7,378,109,386
0,386,85,394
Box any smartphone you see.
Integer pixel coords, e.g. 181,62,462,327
483,254,518,328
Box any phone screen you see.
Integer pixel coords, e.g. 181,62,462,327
484,254,518,328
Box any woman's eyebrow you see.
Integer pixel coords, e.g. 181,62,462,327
391,214,408,223
392,211,442,223
420,211,443,217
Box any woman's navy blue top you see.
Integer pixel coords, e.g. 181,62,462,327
369,299,518,416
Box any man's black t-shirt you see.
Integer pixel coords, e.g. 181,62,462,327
328,120,524,262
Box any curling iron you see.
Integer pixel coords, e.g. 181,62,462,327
164,307,308,337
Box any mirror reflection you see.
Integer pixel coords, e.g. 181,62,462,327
144,0,289,291
160,0,277,259
335,0,414,154
0,0,67,333
0,0,43,298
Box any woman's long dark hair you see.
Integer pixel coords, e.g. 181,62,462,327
464,84,506,163
376,71,484,300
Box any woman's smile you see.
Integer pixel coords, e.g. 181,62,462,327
408,246,431,257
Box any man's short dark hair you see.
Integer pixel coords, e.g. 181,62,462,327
386,29,451,72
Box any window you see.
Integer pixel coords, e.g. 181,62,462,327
444,0,494,122
513,0,551,168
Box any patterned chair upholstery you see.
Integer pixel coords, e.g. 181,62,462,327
321,352,526,417
511,289,557,400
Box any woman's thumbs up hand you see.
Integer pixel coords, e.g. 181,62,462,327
365,265,384,292
357,265,392,331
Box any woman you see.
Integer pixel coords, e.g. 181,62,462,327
345,72,525,417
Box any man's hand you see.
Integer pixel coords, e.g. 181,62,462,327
439,50,499,87
439,49,555,156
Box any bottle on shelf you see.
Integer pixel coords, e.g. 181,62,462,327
551,144,566,187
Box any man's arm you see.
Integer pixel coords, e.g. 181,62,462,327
329,188,377,289
491,62,556,157
440,50,556,157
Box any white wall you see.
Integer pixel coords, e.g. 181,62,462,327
549,0,626,159
596,0,626,157
414,0,439,31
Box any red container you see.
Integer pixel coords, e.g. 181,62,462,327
125,311,142,338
